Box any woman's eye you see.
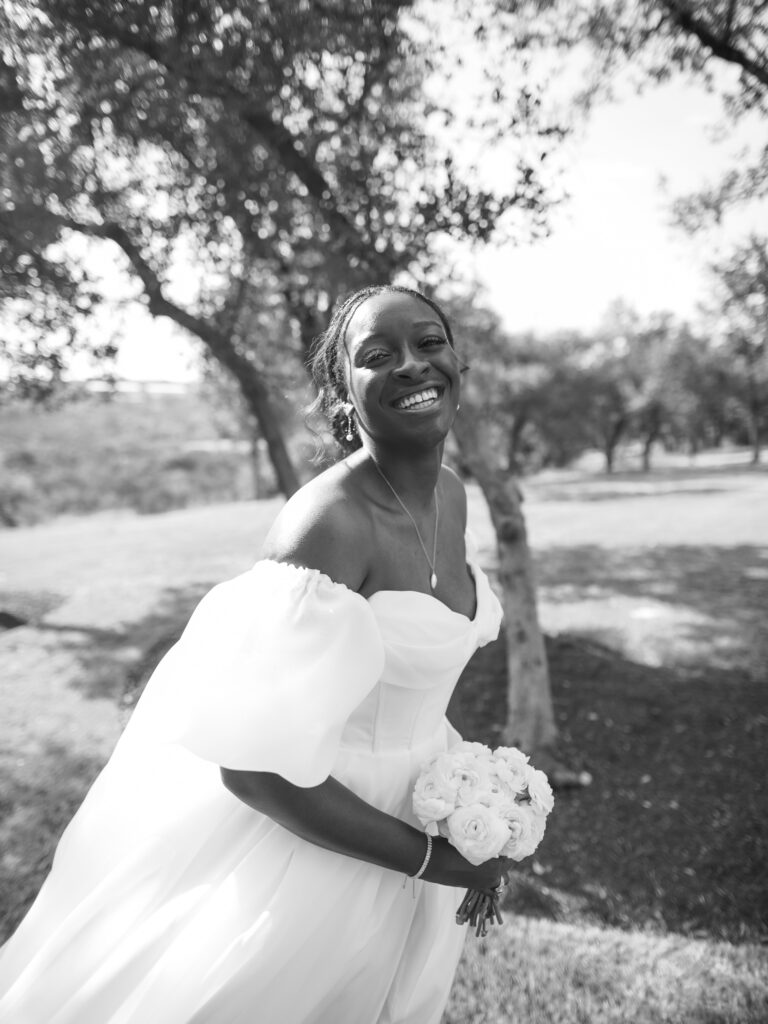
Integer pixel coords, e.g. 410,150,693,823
420,335,447,348
362,349,389,366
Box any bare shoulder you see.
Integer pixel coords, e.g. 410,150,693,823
261,461,370,591
440,464,468,528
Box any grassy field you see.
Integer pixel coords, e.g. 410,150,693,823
0,392,259,524
0,451,766,1021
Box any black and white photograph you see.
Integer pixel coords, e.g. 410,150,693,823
0,1,766,1021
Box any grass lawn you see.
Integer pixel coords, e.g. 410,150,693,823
448,918,768,1024
0,451,766,1021
447,453,768,1021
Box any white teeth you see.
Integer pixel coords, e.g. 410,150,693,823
394,387,440,410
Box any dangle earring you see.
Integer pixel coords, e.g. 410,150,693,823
343,403,355,442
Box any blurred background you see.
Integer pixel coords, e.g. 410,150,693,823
1,2,767,1021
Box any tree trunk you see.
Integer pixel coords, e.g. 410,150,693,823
235,371,299,497
249,431,262,499
452,411,556,755
149,297,301,498
641,431,657,472
603,416,626,474
641,410,662,472
68,217,302,500
751,431,761,465
735,396,762,466
507,414,529,473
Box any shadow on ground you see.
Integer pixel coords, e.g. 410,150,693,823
526,462,768,503
0,741,104,942
31,583,213,705
452,632,768,944
5,553,765,948
535,544,768,679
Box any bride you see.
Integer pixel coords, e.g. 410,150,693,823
0,285,506,1024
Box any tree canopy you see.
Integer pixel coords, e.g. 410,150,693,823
0,0,573,492
490,1,768,226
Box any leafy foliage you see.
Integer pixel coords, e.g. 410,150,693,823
0,0,562,392
446,287,762,474
706,234,768,460
487,1,768,228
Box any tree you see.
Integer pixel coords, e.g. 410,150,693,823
445,299,557,753
1,1,572,757
491,0,768,226
708,235,768,462
1,0,563,489
661,325,734,451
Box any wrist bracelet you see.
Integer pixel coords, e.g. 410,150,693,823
412,833,432,880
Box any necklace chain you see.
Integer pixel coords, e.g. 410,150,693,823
372,460,439,591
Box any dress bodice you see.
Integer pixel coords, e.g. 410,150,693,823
131,547,502,786
341,562,502,753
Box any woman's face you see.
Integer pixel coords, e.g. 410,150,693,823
343,291,461,450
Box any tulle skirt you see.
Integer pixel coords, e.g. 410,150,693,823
0,720,466,1024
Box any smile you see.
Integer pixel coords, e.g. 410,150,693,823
392,387,442,411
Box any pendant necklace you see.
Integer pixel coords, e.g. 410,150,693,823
372,460,439,590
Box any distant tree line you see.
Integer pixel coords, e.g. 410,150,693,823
452,236,768,474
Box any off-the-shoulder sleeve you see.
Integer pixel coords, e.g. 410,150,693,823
465,527,504,647
141,560,385,786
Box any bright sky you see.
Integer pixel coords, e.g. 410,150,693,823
107,72,766,381
477,76,766,334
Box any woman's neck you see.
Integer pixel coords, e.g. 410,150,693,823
357,441,443,512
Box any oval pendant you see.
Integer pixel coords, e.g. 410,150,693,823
430,572,437,590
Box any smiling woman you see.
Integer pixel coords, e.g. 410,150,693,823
0,286,504,1024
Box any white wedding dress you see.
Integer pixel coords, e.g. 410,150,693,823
0,545,502,1024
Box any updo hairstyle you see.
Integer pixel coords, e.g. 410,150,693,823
308,284,456,456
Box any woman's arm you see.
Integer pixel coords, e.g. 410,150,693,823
233,473,503,889
220,768,507,890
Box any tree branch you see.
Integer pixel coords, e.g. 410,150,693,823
56,16,394,274
660,0,768,89
13,205,301,493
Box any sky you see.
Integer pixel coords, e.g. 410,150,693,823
477,76,766,335
106,72,766,382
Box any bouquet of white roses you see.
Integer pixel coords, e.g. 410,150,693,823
412,740,554,936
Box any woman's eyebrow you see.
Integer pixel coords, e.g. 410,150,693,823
354,320,445,344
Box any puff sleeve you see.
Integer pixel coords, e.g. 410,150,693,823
141,560,385,787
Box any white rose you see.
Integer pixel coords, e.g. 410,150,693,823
454,757,491,807
493,753,529,796
524,766,554,815
432,751,488,807
425,753,462,804
499,803,546,862
447,803,510,865
412,773,456,826
475,765,510,807
493,746,530,769
450,740,492,758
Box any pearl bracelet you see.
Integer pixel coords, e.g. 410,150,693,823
412,833,432,880
402,833,432,897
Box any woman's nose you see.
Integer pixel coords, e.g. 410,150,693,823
394,347,430,379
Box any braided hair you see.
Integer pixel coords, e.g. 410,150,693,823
308,285,457,456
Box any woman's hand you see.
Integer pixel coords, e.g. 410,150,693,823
421,836,509,891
